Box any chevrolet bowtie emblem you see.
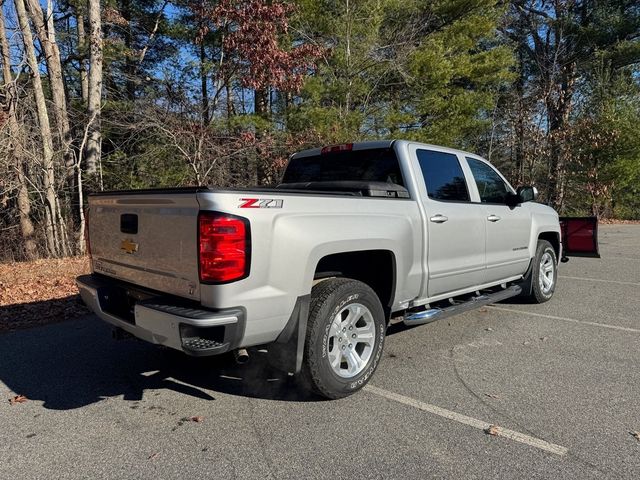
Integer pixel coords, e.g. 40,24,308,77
120,238,139,254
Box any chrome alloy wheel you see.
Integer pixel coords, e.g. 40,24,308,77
539,251,555,294
326,303,376,378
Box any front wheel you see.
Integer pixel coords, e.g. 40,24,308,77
300,278,386,399
527,240,558,303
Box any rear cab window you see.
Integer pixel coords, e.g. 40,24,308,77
416,149,470,202
282,148,405,186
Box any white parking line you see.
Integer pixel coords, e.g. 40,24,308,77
489,306,640,333
364,385,568,456
559,275,640,287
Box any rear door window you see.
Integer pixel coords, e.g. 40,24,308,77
466,157,511,203
416,149,470,202
282,148,404,186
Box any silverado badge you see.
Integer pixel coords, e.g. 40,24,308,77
120,238,139,254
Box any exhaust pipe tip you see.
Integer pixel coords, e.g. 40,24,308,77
233,348,249,365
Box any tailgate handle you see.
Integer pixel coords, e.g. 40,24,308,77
120,214,138,234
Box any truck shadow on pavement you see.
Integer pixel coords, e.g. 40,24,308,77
0,312,321,410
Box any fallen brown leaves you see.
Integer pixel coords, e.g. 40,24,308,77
485,424,501,436
630,431,640,442
9,394,28,405
0,257,90,333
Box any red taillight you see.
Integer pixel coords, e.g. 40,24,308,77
198,212,249,283
320,143,353,155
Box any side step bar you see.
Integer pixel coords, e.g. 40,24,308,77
403,285,522,326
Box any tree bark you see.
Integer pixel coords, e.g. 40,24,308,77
26,0,74,181
254,88,268,118
15,0,60,257
85,0,103,177
226,82,234,121
121,1,136,102
26,0,75,255
77,13,89,106
545,62,576,213
200,42,209,124
0,6,37,260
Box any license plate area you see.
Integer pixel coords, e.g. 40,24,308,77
97,285,153,324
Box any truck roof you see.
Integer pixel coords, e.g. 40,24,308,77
291,139,483,161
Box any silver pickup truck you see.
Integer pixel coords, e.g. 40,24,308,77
77,140,599,398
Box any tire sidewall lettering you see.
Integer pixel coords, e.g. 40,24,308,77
306,280,386,398
347,315,385,390
539,246,556,299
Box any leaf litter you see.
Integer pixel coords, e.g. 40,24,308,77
0,257,89,333
9,395,28,405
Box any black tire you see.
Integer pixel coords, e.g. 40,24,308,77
299,278,386,399
526,240,558,303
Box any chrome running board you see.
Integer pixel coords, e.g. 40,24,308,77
403,285,522,326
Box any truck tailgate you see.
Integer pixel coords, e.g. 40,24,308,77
88,192,201,300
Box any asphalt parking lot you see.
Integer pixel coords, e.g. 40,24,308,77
1,224,639,479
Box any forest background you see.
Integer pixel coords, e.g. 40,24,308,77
1,0,639,261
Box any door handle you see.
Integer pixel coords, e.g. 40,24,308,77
430,214,448,223
487,214,501,222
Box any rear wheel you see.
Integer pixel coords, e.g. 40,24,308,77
300,278,386,399
527,240,558,303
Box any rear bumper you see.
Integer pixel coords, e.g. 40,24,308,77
76,274,244,356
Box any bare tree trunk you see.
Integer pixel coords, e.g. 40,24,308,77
15,0,60,257
15,162,38,259
26,0,74,180
77,14,89,106
75,111,97,255
545,67,575,213
25,0,74,255
0,7,37,260
254,87,268,119
512,46,526,186
85,0,103,176
200,41,209,124
253,87,268,184
226,82,234,121
344,0,352,116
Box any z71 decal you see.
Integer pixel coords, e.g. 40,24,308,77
239,198,284,209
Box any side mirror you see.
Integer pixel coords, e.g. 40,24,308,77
517,186,538,203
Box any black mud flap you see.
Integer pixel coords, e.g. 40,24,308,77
516,258,535,296
559,216,601,259
268,295,310,374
